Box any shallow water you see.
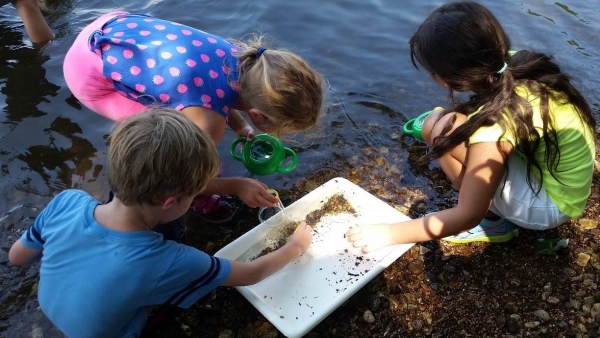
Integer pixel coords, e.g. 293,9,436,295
0,0,598,336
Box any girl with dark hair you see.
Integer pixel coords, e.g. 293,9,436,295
347,1,596,252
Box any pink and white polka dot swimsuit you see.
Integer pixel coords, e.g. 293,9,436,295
89,13,240,118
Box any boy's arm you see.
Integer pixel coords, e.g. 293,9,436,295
222,222,312,286
9,239,42,266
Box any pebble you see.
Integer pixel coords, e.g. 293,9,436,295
31,324,43,338
363,310,375,323
568,300,581,310
576,253,591,267
412,319,423,331
408,259,424,275
592,303,600,320
368,295,381,312
218,329,234,338
205,242,215,254
525,321,540,328
547,297,560,305
578,218,598,230
495,315,506,328
534,309,550,321
442,264,456,273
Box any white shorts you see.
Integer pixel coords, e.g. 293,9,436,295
489,154,571,230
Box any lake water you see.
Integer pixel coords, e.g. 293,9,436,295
1,0,598,336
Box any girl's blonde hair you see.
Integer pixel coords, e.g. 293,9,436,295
232,35,324,133
108,107,220,206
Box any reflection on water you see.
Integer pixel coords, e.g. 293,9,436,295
1,0,599,336
16,116,100,192
0,29,60,122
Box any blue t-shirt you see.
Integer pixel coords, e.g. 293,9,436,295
19,190,231,338
89,13,240,118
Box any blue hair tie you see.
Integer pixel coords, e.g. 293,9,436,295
496,62,508,74
256,47,267,58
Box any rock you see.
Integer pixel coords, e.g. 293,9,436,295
495,315,506,328
412,319,423,331
442,264,456,273
525,321,540,328
31,323,43,338
576,253,591,267
368,295,381,312
506,316,520,333
585,296,595,305
218,329,234,338
256,322,278,338
591,303,600,321
422,312,432,325
408,259,424,275
534,309,550,321
363,310,375,323
547,297,560,305
504,302,519,313
567,300,581,310
578,218,598,230
205,242,215,254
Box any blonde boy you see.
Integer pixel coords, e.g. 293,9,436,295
9,108,312,337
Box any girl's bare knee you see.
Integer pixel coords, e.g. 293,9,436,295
425,112,467,144
422,109,444,144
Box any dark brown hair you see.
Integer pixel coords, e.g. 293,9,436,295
409,1,595,192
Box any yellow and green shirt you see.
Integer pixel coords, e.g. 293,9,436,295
469,86,595,218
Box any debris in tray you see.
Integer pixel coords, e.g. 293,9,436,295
305,193,357,225
255,193,357,258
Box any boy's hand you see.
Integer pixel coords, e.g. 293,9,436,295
235,179,278,208
287,221,312,254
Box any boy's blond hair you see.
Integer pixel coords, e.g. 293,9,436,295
233,35,324,134
107,108,220,206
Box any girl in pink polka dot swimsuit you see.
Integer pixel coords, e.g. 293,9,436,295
64,11,324,221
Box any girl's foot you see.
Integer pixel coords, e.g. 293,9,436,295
188,194,241,224
442,218,514,243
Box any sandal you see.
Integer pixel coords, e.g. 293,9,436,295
188,194,241,224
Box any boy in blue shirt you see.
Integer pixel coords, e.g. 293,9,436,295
8,108,312,338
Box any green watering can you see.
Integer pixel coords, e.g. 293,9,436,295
403,106,443,142
230,134,298,175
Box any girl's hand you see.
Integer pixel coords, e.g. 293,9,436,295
235,178,278,208
236,125,255,142
287,222,312,254
346,224,396,253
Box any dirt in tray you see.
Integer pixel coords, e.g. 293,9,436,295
258,193,357,257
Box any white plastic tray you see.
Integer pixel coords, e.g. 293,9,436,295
215,177,414,337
